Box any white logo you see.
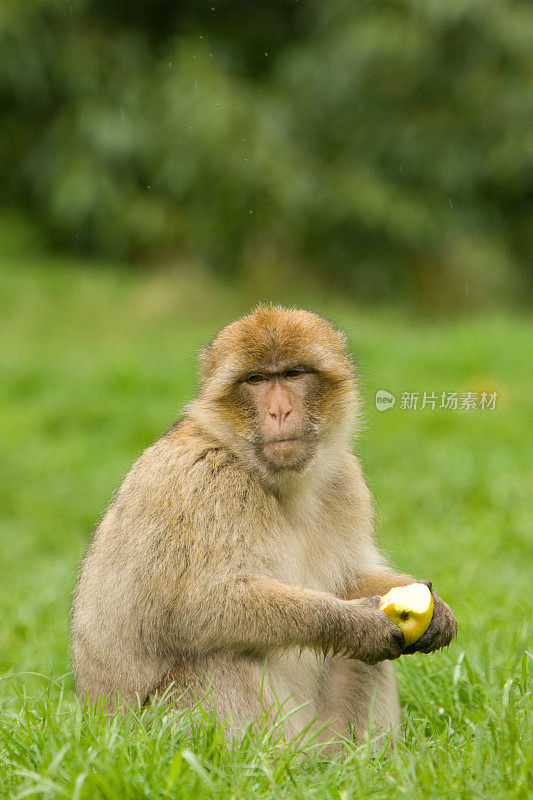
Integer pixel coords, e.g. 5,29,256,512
375,390,396,411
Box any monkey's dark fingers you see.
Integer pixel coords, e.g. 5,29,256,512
402,591,457,655
417,579,433,591
352,602,406,663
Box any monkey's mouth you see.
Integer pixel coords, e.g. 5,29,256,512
264,437,301,450
262,438,311,469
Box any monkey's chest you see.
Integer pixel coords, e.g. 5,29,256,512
267,525,348,596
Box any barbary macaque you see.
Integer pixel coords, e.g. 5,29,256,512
71,305,457,741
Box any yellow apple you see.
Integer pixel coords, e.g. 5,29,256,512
378,583,434,645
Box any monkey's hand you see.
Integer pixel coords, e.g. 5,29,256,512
339,598,406,664
402,585,457,655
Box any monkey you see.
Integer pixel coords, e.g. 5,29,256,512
71,305,457,743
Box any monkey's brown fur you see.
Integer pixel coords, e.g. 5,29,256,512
71,305,456,741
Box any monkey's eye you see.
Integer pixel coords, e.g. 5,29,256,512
245,373,268,384
283,368,307,379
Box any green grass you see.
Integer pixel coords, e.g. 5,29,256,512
0,224,531,798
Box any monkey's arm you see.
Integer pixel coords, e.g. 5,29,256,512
346,571,416,599
172,574,405,664
346,572,457,654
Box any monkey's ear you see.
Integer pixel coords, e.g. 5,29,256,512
197,341,241,396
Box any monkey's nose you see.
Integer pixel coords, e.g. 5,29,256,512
269,406,292,426
268,383,293,428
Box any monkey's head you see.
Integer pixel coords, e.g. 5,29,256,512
192,305,358,483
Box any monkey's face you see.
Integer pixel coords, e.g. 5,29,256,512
238,366,322,472
195,305,359,480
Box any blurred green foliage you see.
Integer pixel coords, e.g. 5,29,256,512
1,0,532,307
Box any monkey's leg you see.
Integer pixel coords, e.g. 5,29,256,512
321,657,401,744
150,653,279,737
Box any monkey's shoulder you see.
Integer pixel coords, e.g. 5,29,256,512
119,422,262,515
87,435,262,572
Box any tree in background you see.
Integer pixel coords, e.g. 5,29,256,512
1,0,531,308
